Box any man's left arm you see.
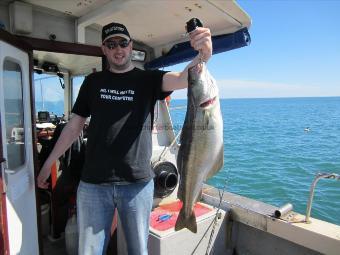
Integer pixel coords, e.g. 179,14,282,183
162,27,213,92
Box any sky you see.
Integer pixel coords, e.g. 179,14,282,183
169,0,340,99
34,0,340,101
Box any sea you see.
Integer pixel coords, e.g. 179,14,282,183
35,97,340,225
169,97,340,226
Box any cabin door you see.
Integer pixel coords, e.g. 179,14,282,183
0,40,39,254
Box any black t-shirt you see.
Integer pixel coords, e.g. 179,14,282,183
72,68,170,184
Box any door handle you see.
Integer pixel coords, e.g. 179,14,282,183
0,157,6,164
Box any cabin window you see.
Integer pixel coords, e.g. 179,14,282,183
3,59,26,170
34,74,65,116
72,76,85,105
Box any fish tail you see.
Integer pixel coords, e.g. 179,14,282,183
175,208,197,233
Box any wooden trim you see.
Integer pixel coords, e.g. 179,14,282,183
17,35,103,57
0,121,4,168
0,187,9,255
0,29,31,53
0,125,7,255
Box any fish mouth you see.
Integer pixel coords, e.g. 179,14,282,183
200,97,216,108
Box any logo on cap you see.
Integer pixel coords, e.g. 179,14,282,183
105,26,125,34
102,22,130,43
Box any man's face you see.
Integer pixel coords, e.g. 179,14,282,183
102,36,133,71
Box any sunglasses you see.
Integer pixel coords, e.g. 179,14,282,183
103,40,130,49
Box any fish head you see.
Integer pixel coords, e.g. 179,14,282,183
188,63,219,109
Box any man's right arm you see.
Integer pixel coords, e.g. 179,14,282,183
37,114,87,188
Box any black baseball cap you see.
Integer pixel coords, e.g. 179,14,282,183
102,22,131,43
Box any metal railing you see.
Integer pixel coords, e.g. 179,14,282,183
305,172,340,223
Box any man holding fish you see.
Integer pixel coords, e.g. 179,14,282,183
37,19,220,255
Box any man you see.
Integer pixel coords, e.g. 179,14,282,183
37,22,212,255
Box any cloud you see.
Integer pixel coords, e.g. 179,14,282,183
219,80,340,98
44,86,64,101
171,88,187,99
34,84,64,102
171,79,340,99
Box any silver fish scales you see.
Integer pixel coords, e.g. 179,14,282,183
175,62,224,233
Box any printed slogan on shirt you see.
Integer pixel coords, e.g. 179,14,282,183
100,88,134,102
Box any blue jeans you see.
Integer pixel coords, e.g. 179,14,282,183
77,179,154,255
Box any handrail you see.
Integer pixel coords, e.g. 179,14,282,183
305,172,340,223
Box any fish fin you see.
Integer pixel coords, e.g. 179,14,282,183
206,145,224,180
175,208,197,233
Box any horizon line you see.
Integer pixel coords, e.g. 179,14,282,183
33,95,340,103
169,95,340,100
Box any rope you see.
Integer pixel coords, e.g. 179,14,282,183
189,174,229,255
205,174,230,255
158,130,182,162
205,187,225,255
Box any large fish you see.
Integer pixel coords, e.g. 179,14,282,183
175,62,224,233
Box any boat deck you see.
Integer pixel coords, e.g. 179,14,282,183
43,232,117,254
43,236,66,255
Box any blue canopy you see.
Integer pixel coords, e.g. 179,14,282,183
144,27,251,70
